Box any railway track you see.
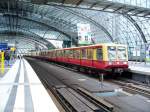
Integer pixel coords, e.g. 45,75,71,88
47,60,150,98
27,58,114,112
49,61,150,99
117,78,150,88
111,80,150,98
36,59,150,99
41,60,102,79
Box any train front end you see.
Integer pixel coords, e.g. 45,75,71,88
104,44,128,73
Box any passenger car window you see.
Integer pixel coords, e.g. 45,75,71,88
69,50,73,58
74,50,80,59
97,48,103,60
82,49,87,59
87,49,93,59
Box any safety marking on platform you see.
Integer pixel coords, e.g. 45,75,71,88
13,85,24,112
4,61,21,112
0,83,41,85
146,100,150,103
78,78,86,81
13,59,25,112
23,60,34,112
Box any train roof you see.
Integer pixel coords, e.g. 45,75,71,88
35,43,128,54
38,43,128,52
53,43,127,51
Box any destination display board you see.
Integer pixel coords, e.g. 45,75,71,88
77,23,92,45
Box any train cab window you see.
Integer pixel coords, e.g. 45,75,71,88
108,46,116,61
97,48,103,60
82,49,87,59
117,47,126,61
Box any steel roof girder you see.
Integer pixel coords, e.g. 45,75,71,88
123,14,147,43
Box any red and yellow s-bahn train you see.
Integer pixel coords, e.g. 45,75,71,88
31,43,128,74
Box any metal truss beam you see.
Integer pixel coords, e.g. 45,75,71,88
0,35,45,50
56,7,114,42
0,29,55,48
0,3,112,43
123,14,147,43
45,0,150,18
2,13,77,44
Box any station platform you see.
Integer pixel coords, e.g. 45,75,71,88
0,59,59,112
129,61,150,75
128,61,150,84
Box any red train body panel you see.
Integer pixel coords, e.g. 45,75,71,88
30,43,129,73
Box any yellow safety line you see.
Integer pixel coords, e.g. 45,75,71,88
1,52,5,74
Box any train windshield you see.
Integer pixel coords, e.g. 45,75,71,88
108,46,116,61
117,47,126,61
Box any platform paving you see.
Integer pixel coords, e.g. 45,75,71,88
129,61,150,75
105,94,150,112
0,59,59,112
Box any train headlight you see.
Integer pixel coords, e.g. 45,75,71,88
109,62,112,65
123,61,127,64
117,62,119,64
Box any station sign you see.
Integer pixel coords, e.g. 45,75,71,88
0,43,8,50
77,23,92,45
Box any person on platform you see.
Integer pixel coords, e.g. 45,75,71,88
4,50,10,66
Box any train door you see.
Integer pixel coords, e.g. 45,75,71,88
87,48,93,67
81,48,87,66
73,49,80,65
92,46,103,69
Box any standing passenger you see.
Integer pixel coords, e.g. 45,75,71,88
4,50,10,66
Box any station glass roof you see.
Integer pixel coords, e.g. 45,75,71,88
0,0,149,57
